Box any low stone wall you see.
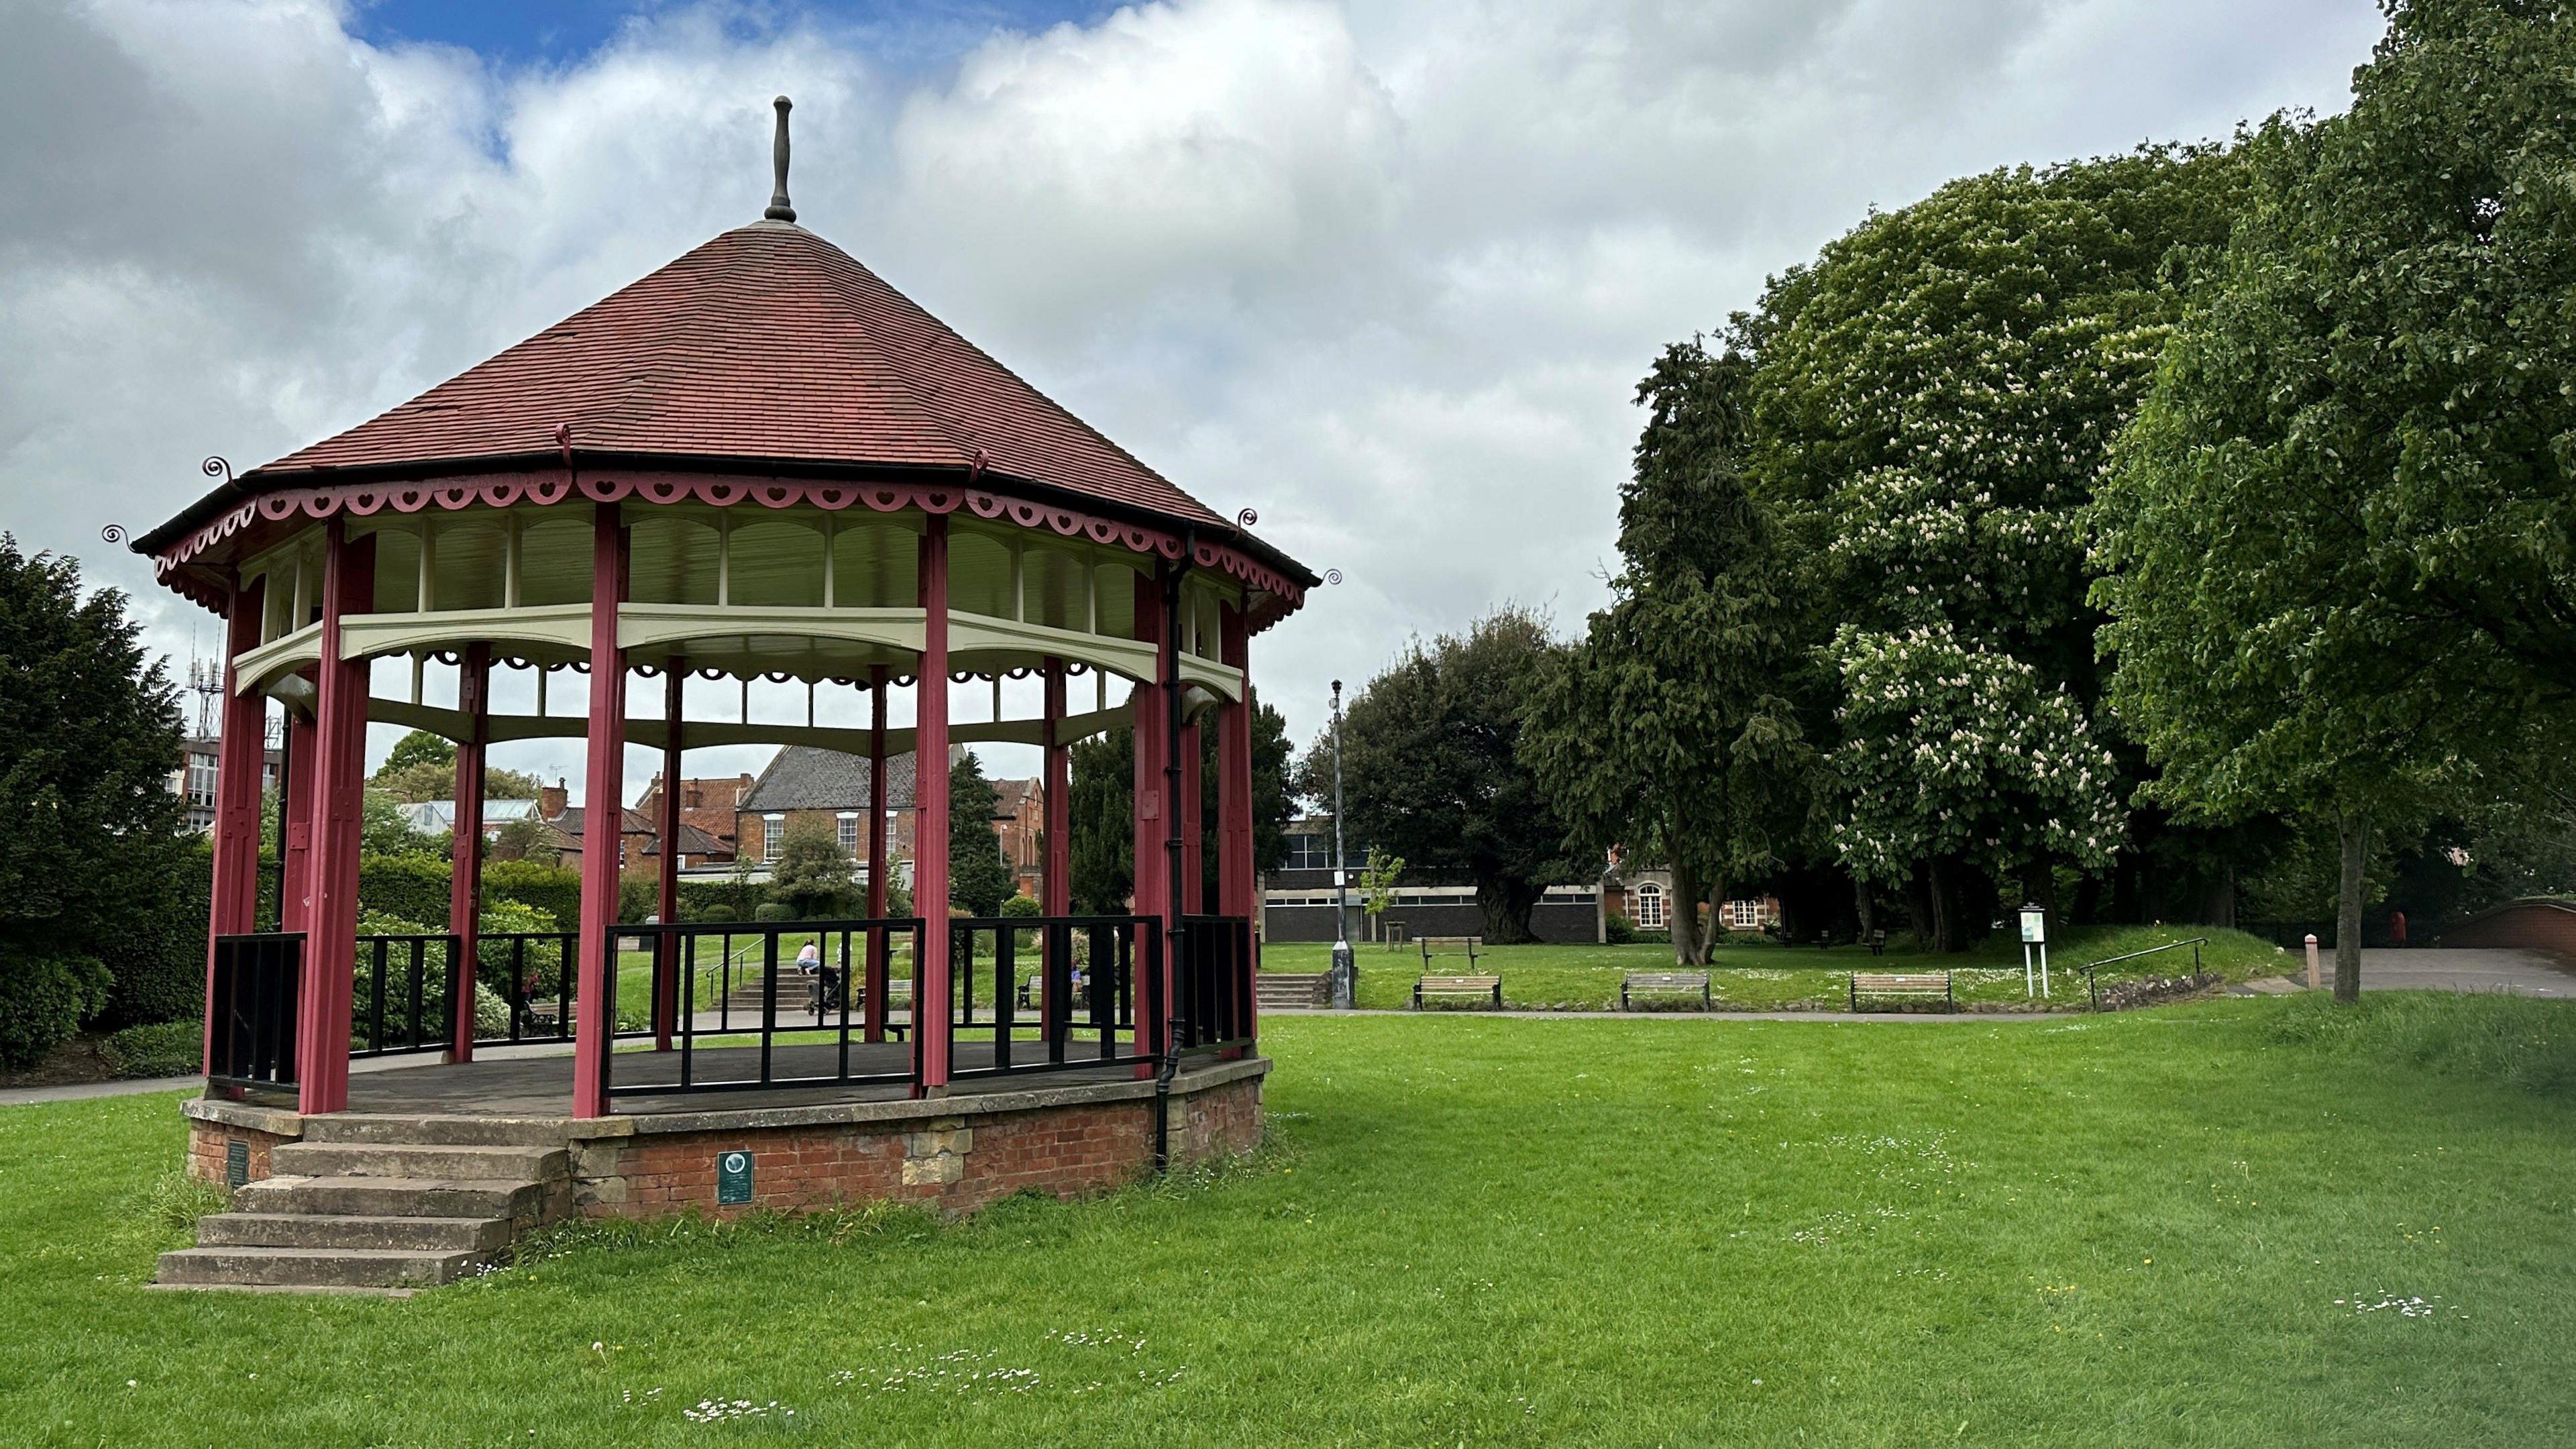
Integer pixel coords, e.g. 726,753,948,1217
179,1058,1268,1222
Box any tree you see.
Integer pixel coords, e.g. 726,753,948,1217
1733,146,2251,944
1357,847,1405,938
1319,608,1574,943
1069,724,1134,914
1524,341,1816,965
770,817,857,919
948,750,1016,917
0,537,192,1063
362,788,446,860
2092,1,2576,998
370,728,545,804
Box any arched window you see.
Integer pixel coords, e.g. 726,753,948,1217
1634,881,1666,930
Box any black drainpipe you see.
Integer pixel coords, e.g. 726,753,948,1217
1152,534,1194,1172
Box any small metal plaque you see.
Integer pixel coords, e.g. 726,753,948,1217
716,1150,753,1205
225,1139,250,1188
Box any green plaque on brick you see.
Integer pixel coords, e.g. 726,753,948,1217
225,1139,250,1188
717,1150,753,1205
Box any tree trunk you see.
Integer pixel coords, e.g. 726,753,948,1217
1853,875,1876,943
2335,810,2368,1003
1703,876,1727,965
1907,861,1935,952
1928,855,1960,954
1668,853,1702,967
1477,875,1542,945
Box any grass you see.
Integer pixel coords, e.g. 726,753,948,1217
1265,924,2289,1010
5,997,2576,1444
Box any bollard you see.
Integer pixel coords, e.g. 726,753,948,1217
2304,933,2321,990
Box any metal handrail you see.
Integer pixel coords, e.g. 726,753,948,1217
2084,936,2209,1011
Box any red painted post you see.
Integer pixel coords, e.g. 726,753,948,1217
914,521,953,1094
1130,570,1169,1071
280,692,318,934
1218,604,1257,1043
865,664,890,1044
572,503,628,1118
205,577,267,1073
448,642,490,1061
296,523,374,1116
1042,659,1069,1022
654,661,684,1051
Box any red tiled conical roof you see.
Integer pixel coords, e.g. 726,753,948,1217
247,222,1228,530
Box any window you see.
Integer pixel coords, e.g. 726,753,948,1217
184,751,218,806
837,812,858,853
1285,834,1333,871
763,814,784,863
1633,881,1666,930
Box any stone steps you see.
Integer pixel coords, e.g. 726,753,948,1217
269,1141,566,1182
193,1212,512,1253
158,1119,574,1293
157,1246,484,1290
1256,972,1331,1010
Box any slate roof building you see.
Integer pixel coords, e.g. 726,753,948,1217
737,745,920,882
142,98,1306,1134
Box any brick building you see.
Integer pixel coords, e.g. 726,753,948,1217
991,776,1044,898
633,771,751,865
737,746,918,888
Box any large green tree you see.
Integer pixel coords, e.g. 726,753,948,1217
947,750,1016,918
369,728,544,804
0,538,193,1063
1524,341,1813,964
2093,0,2576,998
1735,146,2249,945
1314,608,1573,943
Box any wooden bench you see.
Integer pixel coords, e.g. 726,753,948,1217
1413,973,1503,1010
1621,971,1711,1010
1418,935,1483,970
1866,928,1888,957
1849,971,1953,1012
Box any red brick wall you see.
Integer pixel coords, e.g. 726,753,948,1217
2443,901,2576,957
574,1075,1260,1220
185,1119,297,1187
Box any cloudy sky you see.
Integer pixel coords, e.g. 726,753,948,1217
2,0,2383,805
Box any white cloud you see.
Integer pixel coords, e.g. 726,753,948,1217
0,0,2381,800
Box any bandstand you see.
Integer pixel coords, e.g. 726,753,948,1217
134,102,1307,1285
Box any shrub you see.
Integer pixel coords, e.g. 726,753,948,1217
691,902,739,923
360,855,453,925
1001,892,1041,947
0,948,112,1069
101,1020,200,1079
483,859,582,930
753,902,798,923
1605,911,1637,945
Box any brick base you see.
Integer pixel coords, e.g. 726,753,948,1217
184,1115,299,1189
573,1071,1264,1219
176,1059,1267,1224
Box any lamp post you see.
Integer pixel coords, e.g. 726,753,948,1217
1329,679,1354,1009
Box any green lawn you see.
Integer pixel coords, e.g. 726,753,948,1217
1265,924,2291,1010
4,998,2572,1444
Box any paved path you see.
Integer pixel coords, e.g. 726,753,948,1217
2354,947,2575,998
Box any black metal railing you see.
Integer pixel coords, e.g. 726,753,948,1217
209,932,301,1087
475,930,581,1044
945,915,1158,1081
1177,914,1257,1050
606,918,924,1099
2083,936,2210,1012
352,932,459,1059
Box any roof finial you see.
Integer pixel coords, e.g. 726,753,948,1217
765,95,796,223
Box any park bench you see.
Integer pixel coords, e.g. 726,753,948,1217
1866,928,1887,957
1849,971,1953,1012
1418,935,1483,970
1621,971,1712,1010
1413,974,1503,1010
